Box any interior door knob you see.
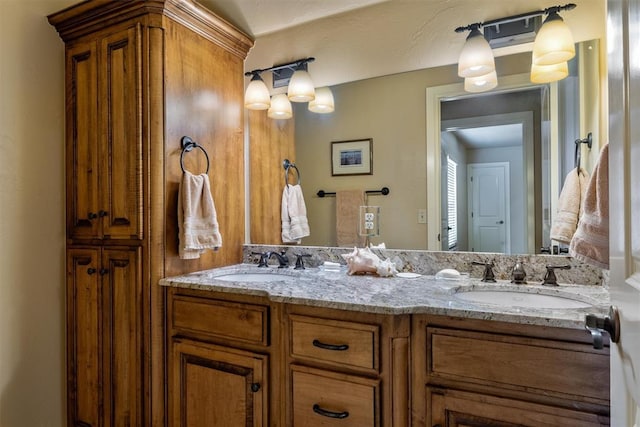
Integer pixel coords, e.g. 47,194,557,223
496,220,504,224
585,306,620,349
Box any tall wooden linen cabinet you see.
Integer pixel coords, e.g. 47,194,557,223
48,2,252,425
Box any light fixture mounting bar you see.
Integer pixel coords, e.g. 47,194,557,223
454,3,576,33
244,57,316,77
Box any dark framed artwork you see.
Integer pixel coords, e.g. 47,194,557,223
331,138,373,176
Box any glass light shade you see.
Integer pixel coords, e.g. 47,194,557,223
458,27,496,78
530,61,569,83
244,75,271,110
464,70,498,93
287,69,316,102
267,93,293,119
308,87,335,113
532,12,575,66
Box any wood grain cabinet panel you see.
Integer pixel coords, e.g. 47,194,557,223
67,247,142,427
172,296,269,346
290,314,379,372
66,26,142,242
428,387,609,427
170,339,268,427
428,327,610,401
291,365,380,427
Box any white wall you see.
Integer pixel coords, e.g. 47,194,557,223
0,1,73,425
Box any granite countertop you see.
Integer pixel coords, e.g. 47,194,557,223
160,264,610,330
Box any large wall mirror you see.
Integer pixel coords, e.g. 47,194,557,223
274,39,603,255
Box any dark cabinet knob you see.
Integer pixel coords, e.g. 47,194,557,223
88,212,98,220
87,267,97,275
250,383,260,392
98,210,108,218
99,268,109,275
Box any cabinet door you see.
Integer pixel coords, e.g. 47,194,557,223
101,248,142,426
428,388,608,427
66,42,99,240
99,27,143,240
170,339,268,427
67,248,102,427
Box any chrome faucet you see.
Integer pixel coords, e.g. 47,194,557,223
269,249,290,268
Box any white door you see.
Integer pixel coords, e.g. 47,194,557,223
468,162,510,253
608,0,640,424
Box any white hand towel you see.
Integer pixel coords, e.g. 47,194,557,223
281,184,310,243
550,167,589,244
570,144,609,269
178,171,222,259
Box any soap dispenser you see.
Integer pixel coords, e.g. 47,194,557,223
511,259,527,284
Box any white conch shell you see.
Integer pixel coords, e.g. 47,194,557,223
341,247,397,277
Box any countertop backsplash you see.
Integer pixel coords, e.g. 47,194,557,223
243,244,605,287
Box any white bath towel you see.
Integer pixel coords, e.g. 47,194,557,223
281,184,310,243
178,171,222,259
550,167,589,244
570,144,609,269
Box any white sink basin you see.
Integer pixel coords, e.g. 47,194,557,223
212,273,296,283
454,290,592,309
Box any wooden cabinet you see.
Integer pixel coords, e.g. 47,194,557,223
427,387,607,427
286,306,410,426
170,339,268,426
66,247,142,427
412,315,610,426
49,1,252,425
167,289,275,426
66,27,142,241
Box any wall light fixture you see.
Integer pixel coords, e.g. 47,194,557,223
456,3,576,92
244,57,335,119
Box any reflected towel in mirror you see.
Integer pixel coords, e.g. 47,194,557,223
336,190,366,247
281,184,310,243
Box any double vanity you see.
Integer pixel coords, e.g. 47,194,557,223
161,246,611,426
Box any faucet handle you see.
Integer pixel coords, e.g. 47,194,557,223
511,259,527,284
542,264,571,286
471,261,496,282
294,253,312,270
251,251,270,267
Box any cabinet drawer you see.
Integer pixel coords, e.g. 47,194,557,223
172,296,268,346
292,366,379,427
290,315,379,371
427,327,609,401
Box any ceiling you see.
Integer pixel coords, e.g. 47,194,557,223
198,0,606,88
449,124,524,150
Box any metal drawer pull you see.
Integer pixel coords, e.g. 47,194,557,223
312,339,349,351
312,404,349,419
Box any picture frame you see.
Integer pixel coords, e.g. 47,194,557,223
331,138,373,176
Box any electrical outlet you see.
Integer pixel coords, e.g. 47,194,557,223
417,209,427,224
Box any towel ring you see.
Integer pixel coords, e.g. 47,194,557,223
181,136,210,174
283,159,301,186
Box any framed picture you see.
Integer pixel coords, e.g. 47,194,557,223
331,138,373,176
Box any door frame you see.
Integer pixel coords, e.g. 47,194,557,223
426,73,559,251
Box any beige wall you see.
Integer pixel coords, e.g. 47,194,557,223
0,1,74,425
293,54,531,250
